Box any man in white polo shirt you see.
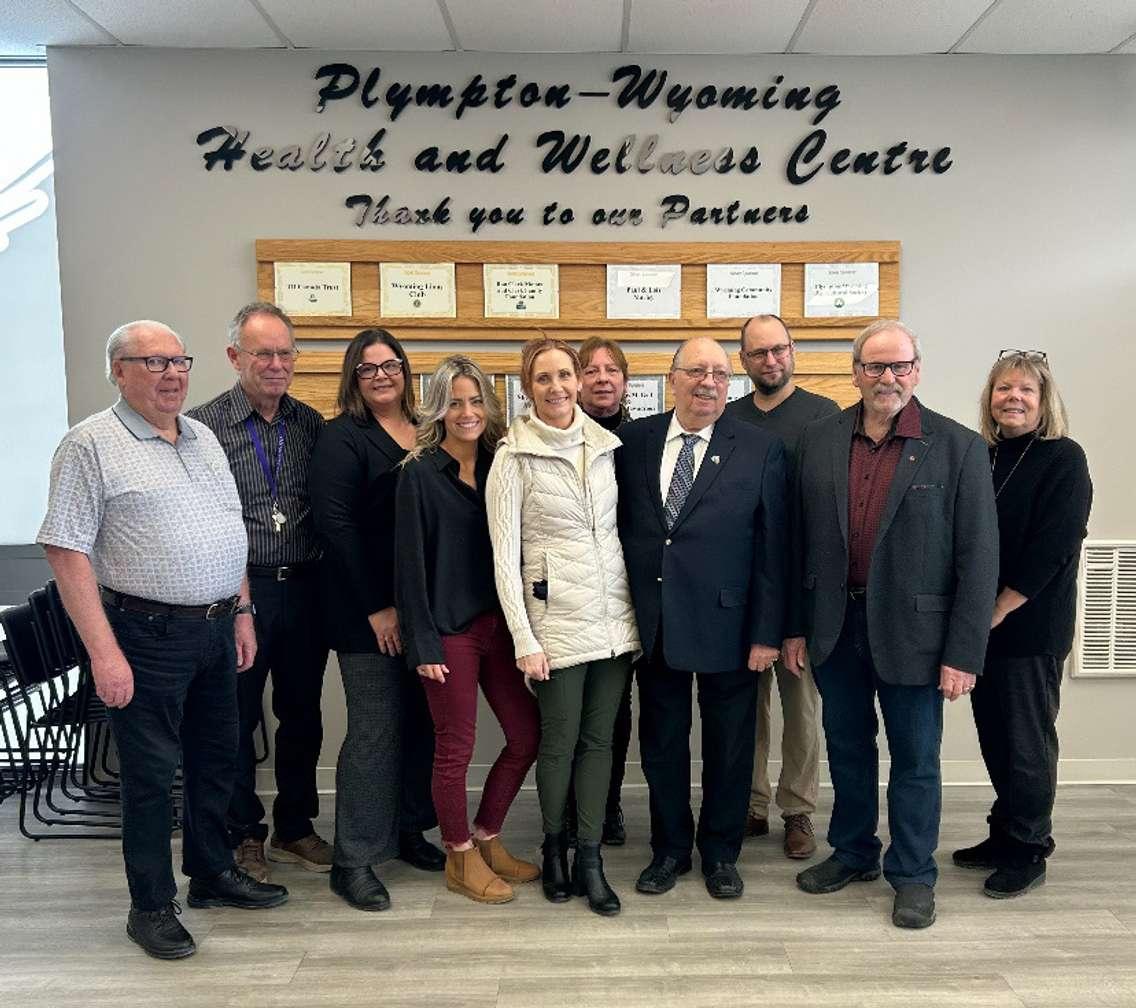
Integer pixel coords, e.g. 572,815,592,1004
38,320,288,960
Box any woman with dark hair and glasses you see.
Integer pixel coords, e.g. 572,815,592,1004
395,356,541,904
953,349,1091,899
309,328,443,911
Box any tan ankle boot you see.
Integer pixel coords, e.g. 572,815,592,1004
445,846,514,904
476,835,541,883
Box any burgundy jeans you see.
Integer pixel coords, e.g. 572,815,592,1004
421,611,540,847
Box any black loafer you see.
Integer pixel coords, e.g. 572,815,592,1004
398,831,446,872
126,900,195,959
330,865,391,911
796,855,881,894
892,883,936,928
186,866,288,909
704,862,744,899
635,854,693,895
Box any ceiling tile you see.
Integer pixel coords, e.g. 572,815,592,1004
257,0,453,50
627,0,807,54
446,0,622,52
72,0,281,48
793,0,992,54
1,0,118,54
956,0,1136,53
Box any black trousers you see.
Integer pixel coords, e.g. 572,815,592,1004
971,653,1061,856
638,637,757,867
226,571,328,846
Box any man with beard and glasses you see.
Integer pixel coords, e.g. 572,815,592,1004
726,315,838,860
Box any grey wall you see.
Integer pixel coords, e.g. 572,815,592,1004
45,48,1136,783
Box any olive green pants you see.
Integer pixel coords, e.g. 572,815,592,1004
533,653,632,842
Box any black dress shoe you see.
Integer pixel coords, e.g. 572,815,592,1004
398,831,446,872
601,806,626,847
572,843,621,916
541,831,573,903
796,855,880,894
186,866,288,909
635,854,693,895
126,900,195,959
330,865,391,911
704,862,744,899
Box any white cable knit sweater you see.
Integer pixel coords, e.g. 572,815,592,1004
486,407,640,669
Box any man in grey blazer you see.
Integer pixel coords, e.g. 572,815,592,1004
785,320,997,929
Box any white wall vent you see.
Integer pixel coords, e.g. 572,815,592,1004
1074,541,1136,678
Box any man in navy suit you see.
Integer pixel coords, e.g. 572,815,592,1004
616,337,788,900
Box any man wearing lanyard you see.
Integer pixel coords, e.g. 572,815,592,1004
190,302,329,883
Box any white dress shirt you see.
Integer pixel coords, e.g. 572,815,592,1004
659,414,715,504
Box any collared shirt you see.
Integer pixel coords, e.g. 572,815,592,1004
188,382,324,566
37,399,247,605
847,398,923,588
659,414,715,504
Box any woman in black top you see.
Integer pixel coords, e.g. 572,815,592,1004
954,350,1092,898
396,356,540,904
308,329,443,911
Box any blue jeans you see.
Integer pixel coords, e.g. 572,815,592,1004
812,600,944,889
105,604,239,910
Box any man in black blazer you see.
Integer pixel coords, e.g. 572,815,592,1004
786,320,997,929
616,337,788,900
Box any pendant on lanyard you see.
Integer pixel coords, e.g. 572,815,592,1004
246,416,287,533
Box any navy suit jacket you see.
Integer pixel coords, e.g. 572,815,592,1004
616,411,788,674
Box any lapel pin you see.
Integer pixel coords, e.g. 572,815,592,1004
909,455,916,462
711,455,720,464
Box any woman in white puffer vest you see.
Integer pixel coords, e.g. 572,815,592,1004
487,338,639,917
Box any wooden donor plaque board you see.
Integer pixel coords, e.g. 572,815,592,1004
257,239,901,417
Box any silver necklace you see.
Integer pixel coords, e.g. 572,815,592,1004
991,434,1036,499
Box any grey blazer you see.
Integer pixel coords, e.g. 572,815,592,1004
789,399,998,685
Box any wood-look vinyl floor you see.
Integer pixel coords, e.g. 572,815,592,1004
2,784,1135,1007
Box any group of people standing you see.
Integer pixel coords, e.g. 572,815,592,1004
36,302,1090,959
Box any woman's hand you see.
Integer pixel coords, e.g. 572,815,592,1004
517,651,550,682
417,663,448,683
368,607,403,656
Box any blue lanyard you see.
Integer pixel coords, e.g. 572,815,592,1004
244,416,286,502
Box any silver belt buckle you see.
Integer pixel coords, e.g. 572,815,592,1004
276,566,290,582
204,601,224,620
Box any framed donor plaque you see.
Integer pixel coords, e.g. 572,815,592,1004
484,264,559,319
274,262,352,316
606,264,682,319
505,374,530,423
380,262,457,318
804,262,880,317
706,264,781,318
625,376,665,419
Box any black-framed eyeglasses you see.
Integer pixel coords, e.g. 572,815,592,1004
117,355,194,373
672,365,730,384
355,359,404,380
998,349,1047,362
741,344,792,362
856,360,916,378
238,347,299,363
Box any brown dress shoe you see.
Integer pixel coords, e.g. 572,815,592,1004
783,814,817,859
745,813,770,838
445,847,514,904
476,835,540,883
268,832,334,873
235,837,269,883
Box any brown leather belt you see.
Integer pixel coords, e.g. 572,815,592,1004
100,587,240,620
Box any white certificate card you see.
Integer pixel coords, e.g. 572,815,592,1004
804,263,879,317
380,262,457,318
606,265,682,319
274,262,352,316
505,375,530,423
727,375,754,403
484,264,559,319
625,377,665,419
706,264,781,318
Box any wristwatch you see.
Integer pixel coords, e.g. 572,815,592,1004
234,601,256,616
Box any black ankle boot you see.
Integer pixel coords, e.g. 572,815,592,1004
572,842,620,916
541,831,572,903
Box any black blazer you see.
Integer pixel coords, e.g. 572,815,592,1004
309,412,407,654
789,400,998,685
616,411,788,674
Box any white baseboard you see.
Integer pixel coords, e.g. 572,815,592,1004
259,757,1136,796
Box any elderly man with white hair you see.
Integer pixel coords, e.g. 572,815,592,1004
38,320,288,961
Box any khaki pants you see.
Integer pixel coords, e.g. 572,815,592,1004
749,656,820,819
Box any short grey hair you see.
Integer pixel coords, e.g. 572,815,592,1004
104,320,184,384
852,319,921,363
227,302,295,349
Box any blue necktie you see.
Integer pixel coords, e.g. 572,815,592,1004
664,433,700,529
